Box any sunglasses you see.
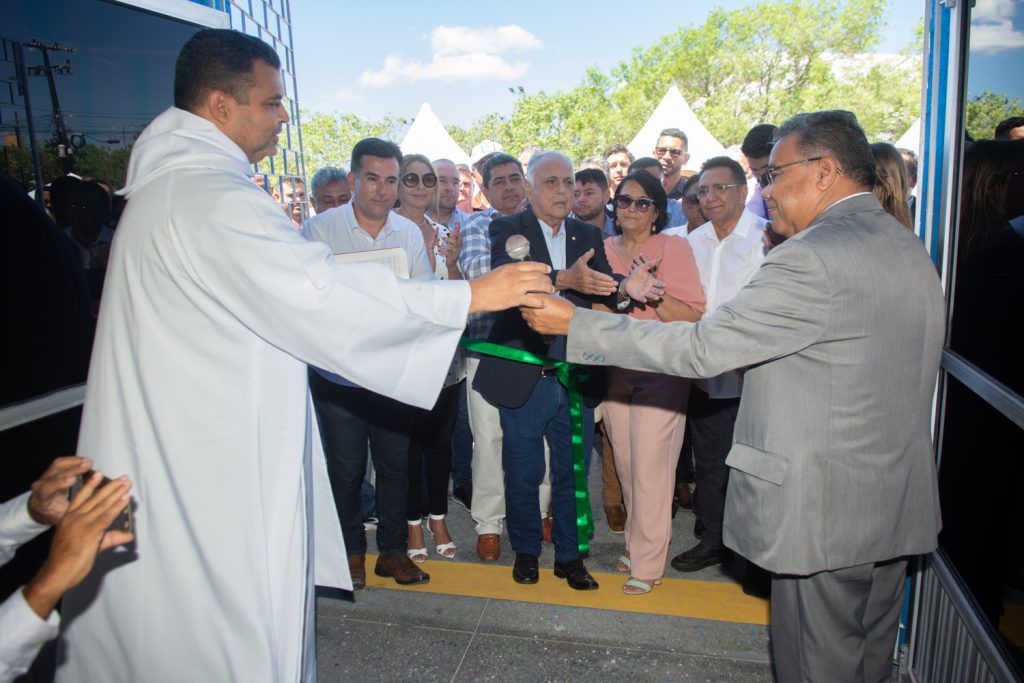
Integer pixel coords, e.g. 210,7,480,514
654,147,685,157
682,194,701,206
615,195,655,212
402,172,437,188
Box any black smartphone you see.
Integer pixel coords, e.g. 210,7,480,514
72,471,133,534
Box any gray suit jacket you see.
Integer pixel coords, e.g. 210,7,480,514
568,194,944,575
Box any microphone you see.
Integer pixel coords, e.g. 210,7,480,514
505,234,531,261
505,234,556,344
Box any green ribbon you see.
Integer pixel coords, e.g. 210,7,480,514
459,337,595,554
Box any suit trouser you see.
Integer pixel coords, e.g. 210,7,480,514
498,375,593,563
597,418,623,507
771,558,907,683
602,368,689,580
466,355,550,535
310,372,413,557
688,386,740,551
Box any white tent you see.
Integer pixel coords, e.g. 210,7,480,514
895,118,921,154
628,86,726,172
399,103,472,167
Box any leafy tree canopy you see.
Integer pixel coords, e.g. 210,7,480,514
299,0,923,173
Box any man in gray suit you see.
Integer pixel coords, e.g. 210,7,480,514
522,110,944,683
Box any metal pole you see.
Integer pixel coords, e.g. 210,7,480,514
14,41,45,206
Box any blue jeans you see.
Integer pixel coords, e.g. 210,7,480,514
450,379,473,487
498,376,593,563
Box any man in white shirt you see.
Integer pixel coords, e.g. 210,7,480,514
308,166,351,214
302,137,434,589
672,156,767,574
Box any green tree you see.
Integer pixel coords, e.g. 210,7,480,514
281,111,409,182
965,91,1023,141
444,0,921,161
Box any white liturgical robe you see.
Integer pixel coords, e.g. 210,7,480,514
55,107,471,682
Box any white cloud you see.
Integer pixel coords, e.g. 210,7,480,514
358,24,541,87
360,52,528,87
972,0,1017,23
971,19,1024,53
430,25,542,55
970,0,1024,52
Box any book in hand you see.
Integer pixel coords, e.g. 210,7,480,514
333,246,409,279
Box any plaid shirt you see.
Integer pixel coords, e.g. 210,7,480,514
458,207,499,341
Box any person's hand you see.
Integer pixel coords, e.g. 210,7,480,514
442,222,462,276
28,456,93,526
23,471,133,619
763,221,786,251
468,262,554,313
521,295,577,336
555,248,618,296
624,257,666,302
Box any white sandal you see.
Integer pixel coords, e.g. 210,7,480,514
407,519,428,564
427,514,457,559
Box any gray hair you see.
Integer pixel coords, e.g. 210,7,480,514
776,110,875,188
526,150,573,186
579,156,610,179
310,166,348,197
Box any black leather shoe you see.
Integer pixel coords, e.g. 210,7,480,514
512,553,539,584
452,482,473,512
671,542,727,573
553,559,599,590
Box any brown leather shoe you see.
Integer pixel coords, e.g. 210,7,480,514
542,517,553,544
476,533,501,561
374,552,430,585
605,505,626,534
675,483,694,510
348,554,366,590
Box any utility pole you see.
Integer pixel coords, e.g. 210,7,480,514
13,41,45,203
26,39,74,173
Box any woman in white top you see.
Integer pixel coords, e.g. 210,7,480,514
393,154,465,562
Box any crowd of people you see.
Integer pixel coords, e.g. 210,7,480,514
3,25,1023,683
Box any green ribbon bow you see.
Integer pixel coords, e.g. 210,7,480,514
458,337,595,554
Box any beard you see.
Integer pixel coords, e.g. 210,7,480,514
575,204,604,222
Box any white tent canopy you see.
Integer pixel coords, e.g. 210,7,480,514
628,86,726,172
399,103,471,167
895,118,921,154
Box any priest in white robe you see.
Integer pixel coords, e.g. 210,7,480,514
54,29,553,683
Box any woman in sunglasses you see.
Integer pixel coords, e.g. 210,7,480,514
392,153,464,563
602,172,706,595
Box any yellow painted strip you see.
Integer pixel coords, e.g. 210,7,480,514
365,555,769,626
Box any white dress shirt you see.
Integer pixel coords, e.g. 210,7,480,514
537,217,567,270
0,492,59,683
301,203,435,387
686,208,767,398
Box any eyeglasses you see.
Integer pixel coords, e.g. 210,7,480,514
654,147,685,158
402,172,437,188
696,183,745,200
615,195,655,212
763,157,823,185
682,194,701,206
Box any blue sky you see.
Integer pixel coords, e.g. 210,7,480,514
290,0,929,127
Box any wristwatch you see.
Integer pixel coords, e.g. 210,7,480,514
615,279,632,311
